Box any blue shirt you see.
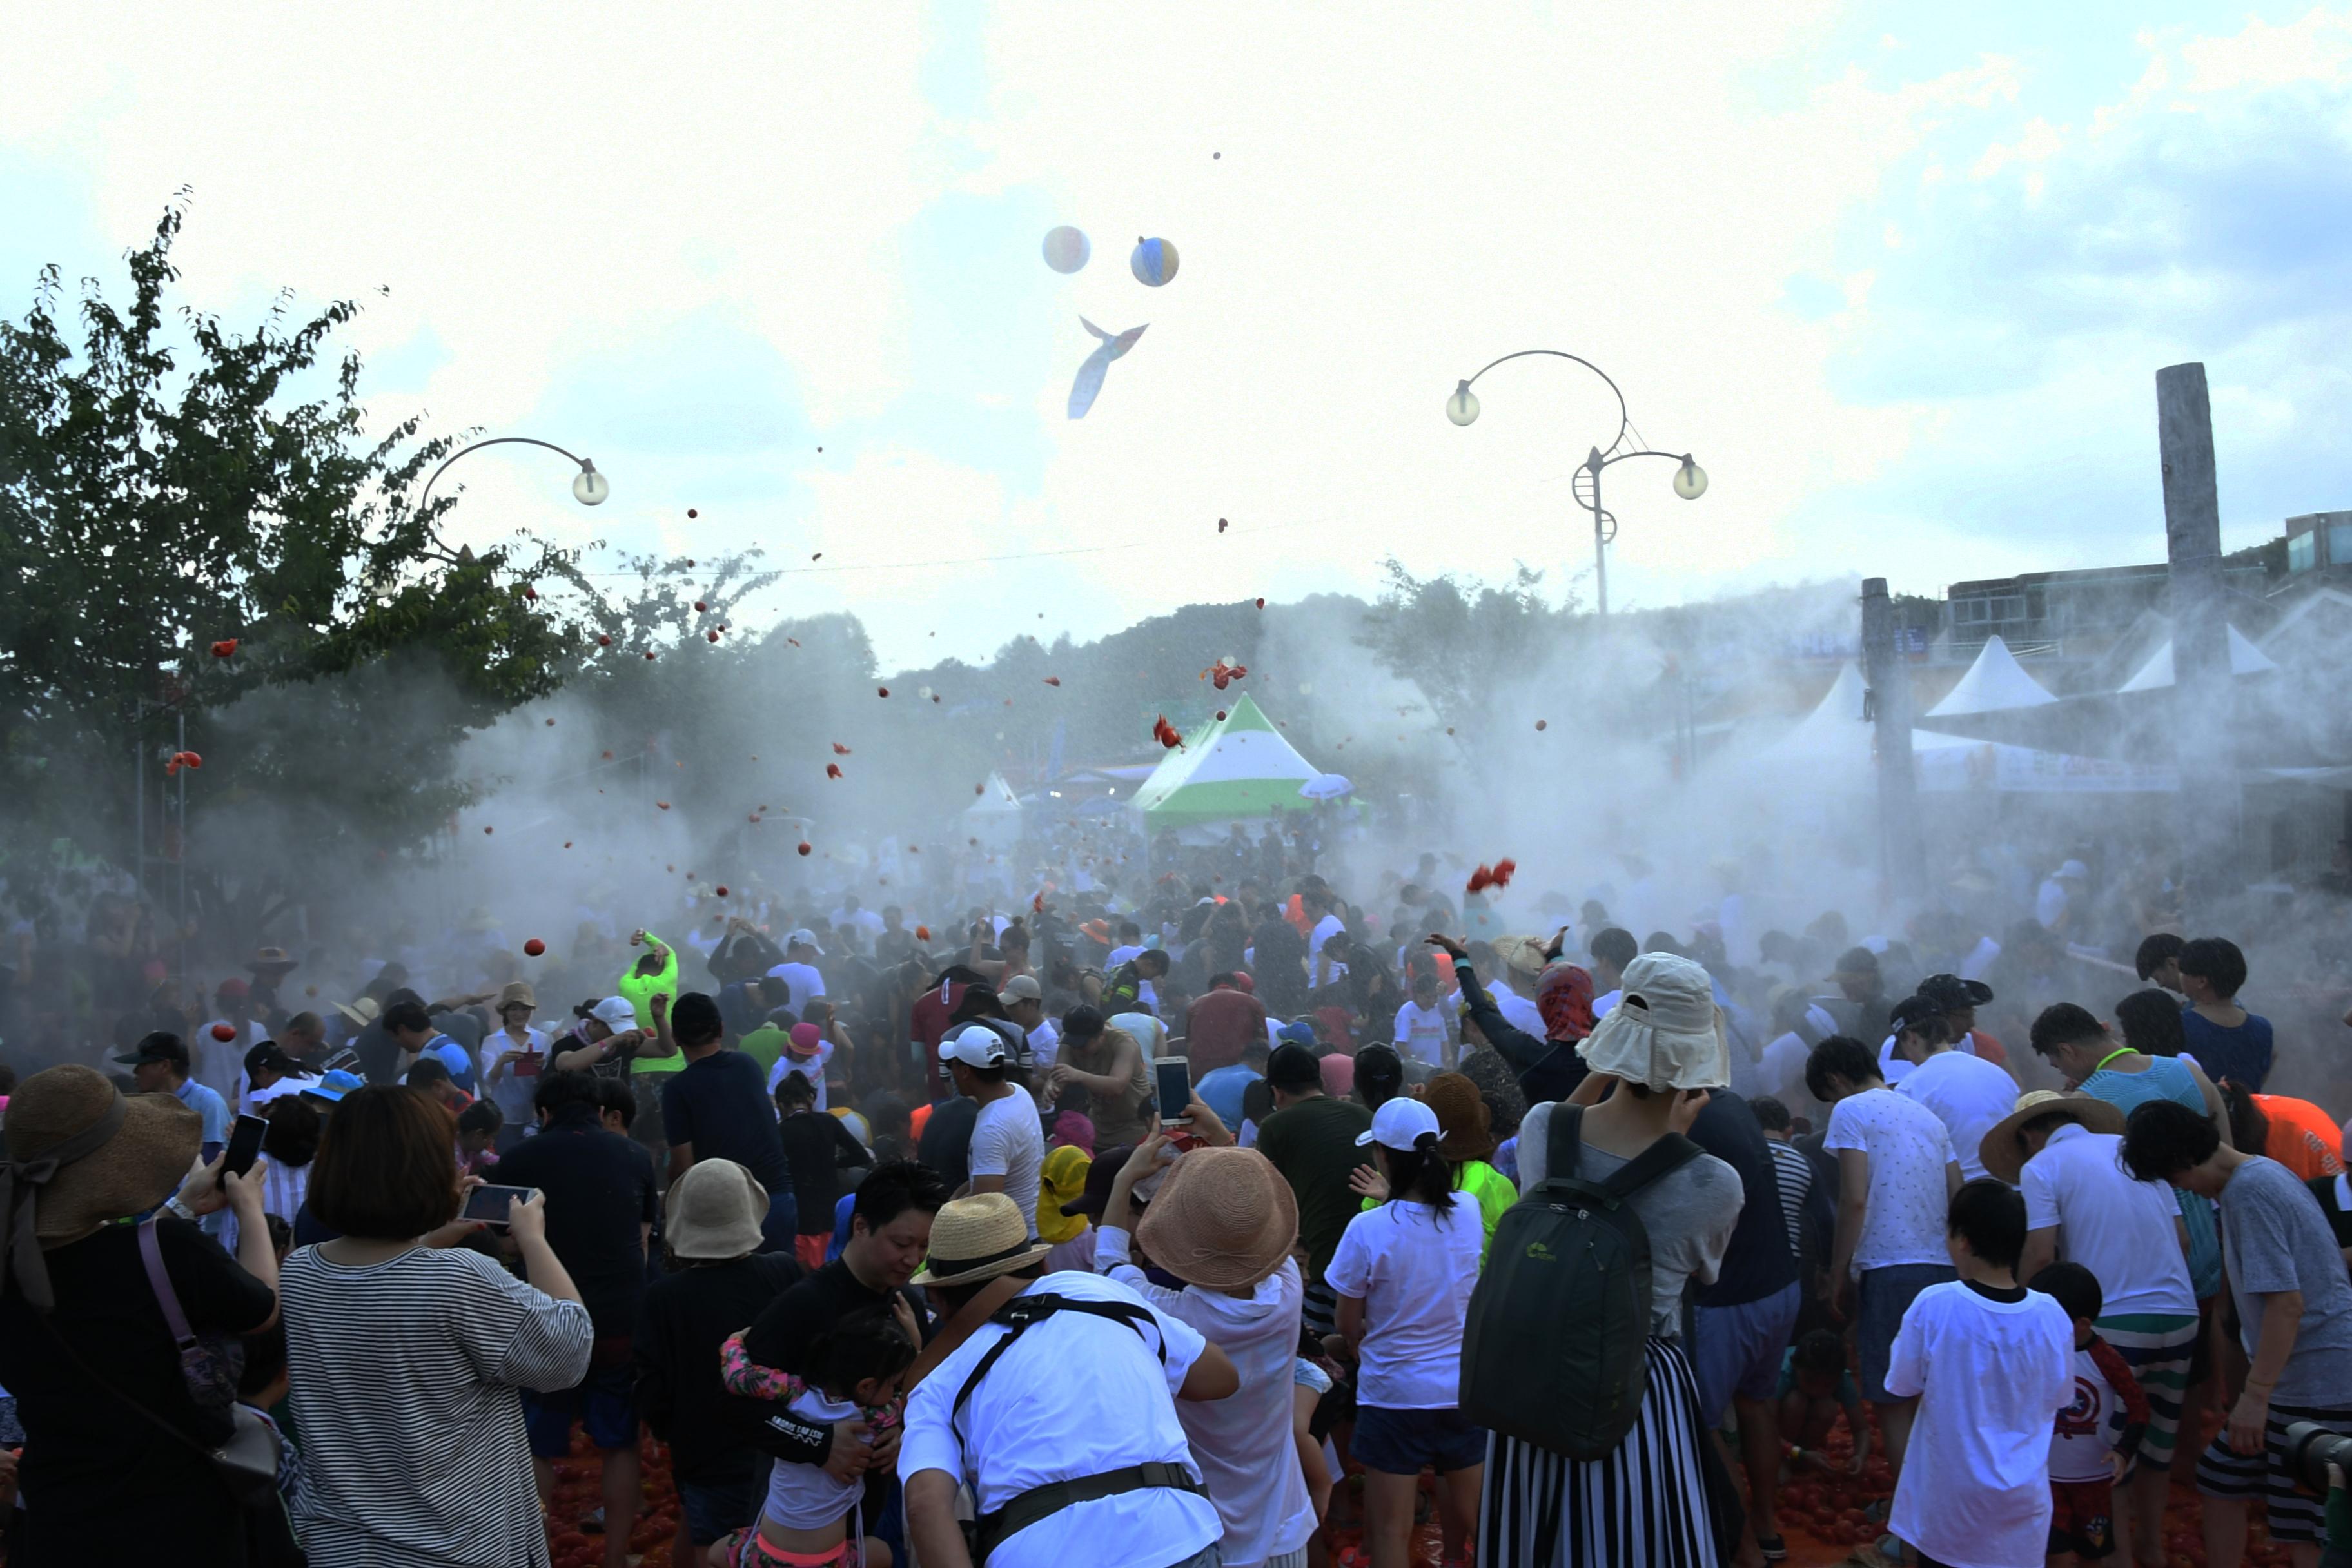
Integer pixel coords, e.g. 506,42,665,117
1195,1063,1261,1130
424,1034,478,1094
2177,1006,2273,1092
175,1077,231,1154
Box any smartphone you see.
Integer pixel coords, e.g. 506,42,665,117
462,1184,540,1228
1153,1056,1193,1127
220,1114,268,1186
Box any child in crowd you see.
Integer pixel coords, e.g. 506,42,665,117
717,1305,916,1567
238,1322,305,1568
773,1070,872,1269
1779,1329,1871,1477
1885,1179,2077,1568
456,1099,503,1177
2029,1262,2151,1568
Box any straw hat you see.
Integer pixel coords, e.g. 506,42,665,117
1493,936,1551,983
1978,1092,2127,1185
1424,1072,1497,1162
663,1158,769,1260
335,996,380,1028
1137,1147,1298,1291
909,1193,1051,1288
496,981,536,1012
3,1066,203,1311
1578,952,1729,1092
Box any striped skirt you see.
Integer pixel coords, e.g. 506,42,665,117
1478,1336,1720,1568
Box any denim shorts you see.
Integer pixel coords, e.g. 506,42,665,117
1689,1279,1803,1424
681,1474,764,1547
522,1358,639,1456
1857,1263,1957,1404
1351,1404,1487,1475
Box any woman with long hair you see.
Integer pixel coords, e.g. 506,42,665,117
1329,1097,1485,1568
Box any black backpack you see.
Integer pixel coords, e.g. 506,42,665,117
1458,1104,1702,1461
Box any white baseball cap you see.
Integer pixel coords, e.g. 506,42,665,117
785,928,825,954
591,996,637,1028
941,1024,1011,1070
1355,1096,1441,1152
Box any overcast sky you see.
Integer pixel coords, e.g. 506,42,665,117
4,2,2347,669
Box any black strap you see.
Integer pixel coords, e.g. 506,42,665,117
1542,1104,1704,1204
950,1294,1161,1423
974,1462,1204,1563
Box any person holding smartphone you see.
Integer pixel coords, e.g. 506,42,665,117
482,981,549,1150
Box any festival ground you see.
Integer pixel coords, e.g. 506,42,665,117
540,1401,2290,1568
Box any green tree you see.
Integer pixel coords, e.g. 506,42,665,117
1355,558,1572,746
0,201,586,934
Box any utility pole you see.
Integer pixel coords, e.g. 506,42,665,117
2157,363,2240,918
1861,578,1926,894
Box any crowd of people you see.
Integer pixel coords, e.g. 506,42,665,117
3,829,2352,1568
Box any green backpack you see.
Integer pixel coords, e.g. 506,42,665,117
1458,1104,1701,1460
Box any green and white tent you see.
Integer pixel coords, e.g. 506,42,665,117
1133,694,1323,828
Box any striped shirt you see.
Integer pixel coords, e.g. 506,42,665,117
280,1244,593,1567
223,1159,311,1256
1766,1139,1813,1260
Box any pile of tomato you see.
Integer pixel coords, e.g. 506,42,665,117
542,1430,681,1568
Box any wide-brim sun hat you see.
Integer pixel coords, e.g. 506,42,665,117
1979,1091,2127,1185
910,1192,1052,1287
664,1158,769,1260
1578,952,1729,1092
1493,936,1551,982
3,1066,203,1309
496,981,536,1012
1137,1146,1298,1291
335,996,379,1028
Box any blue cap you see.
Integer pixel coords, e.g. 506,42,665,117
302,1069,364,1104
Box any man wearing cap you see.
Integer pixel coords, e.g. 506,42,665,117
1886,995,2019,1183
766,931,828,1016
115,1030,230,1164
552,995,666,1077
899,1191,1240,1568
239,1040,317,1115
1002,973,1058,1069
197,975,268,1099
946,1024,1046,1240
1255,1039,1373,1340
1876,974,2009,1082
1823,946,1894,1045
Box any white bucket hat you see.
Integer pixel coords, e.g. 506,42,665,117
1578,952,1728,1092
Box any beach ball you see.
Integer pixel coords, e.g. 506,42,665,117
1130,236,1179,287
1042,226,1091,273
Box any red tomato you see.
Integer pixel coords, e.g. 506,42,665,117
796,841,812,856
211,1023,236,1042
524,939,546,957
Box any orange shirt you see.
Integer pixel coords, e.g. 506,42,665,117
2253,1094,2346,1180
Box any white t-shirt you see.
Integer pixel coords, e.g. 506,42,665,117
1824,1087,1957,1275
968,1092,1045,1240
1487,982,1545,1039
1392,1002,1451,1069
2020,1124,2197,1319
1095,1233,1317,1566
1896,1050,2021,1183
2035,878,2070,930
1308,915,1349,986
199,1019,268,1099
2050,1342,2135,1484
1322,1191,1483,1409
481,1025,551,1122
1877,1030,1994,1085
767,1046,834,1113
764,1386,865,1527
897,1271,1220,1568
1885,1282,2075,1568
766,961,827,1013
1028,1016,1061,1072
1591,987,1622,1021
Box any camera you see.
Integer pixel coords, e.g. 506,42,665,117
2282,1421,2352,1492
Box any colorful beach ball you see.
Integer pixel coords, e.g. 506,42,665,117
1130,236,1179,287
1041,226,1091,273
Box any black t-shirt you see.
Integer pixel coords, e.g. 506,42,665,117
742,1257,932,1372
634,1251,804,1484
1685,1089,1799,1309
916,1094,980,1195
351,1019,403,1085
777,1112,872,1237
0,1217,277,1561
495,1104,659,1337
661,1050,793,1197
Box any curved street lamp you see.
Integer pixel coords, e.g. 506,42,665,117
1446,349,1703,616
417,435,610,516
